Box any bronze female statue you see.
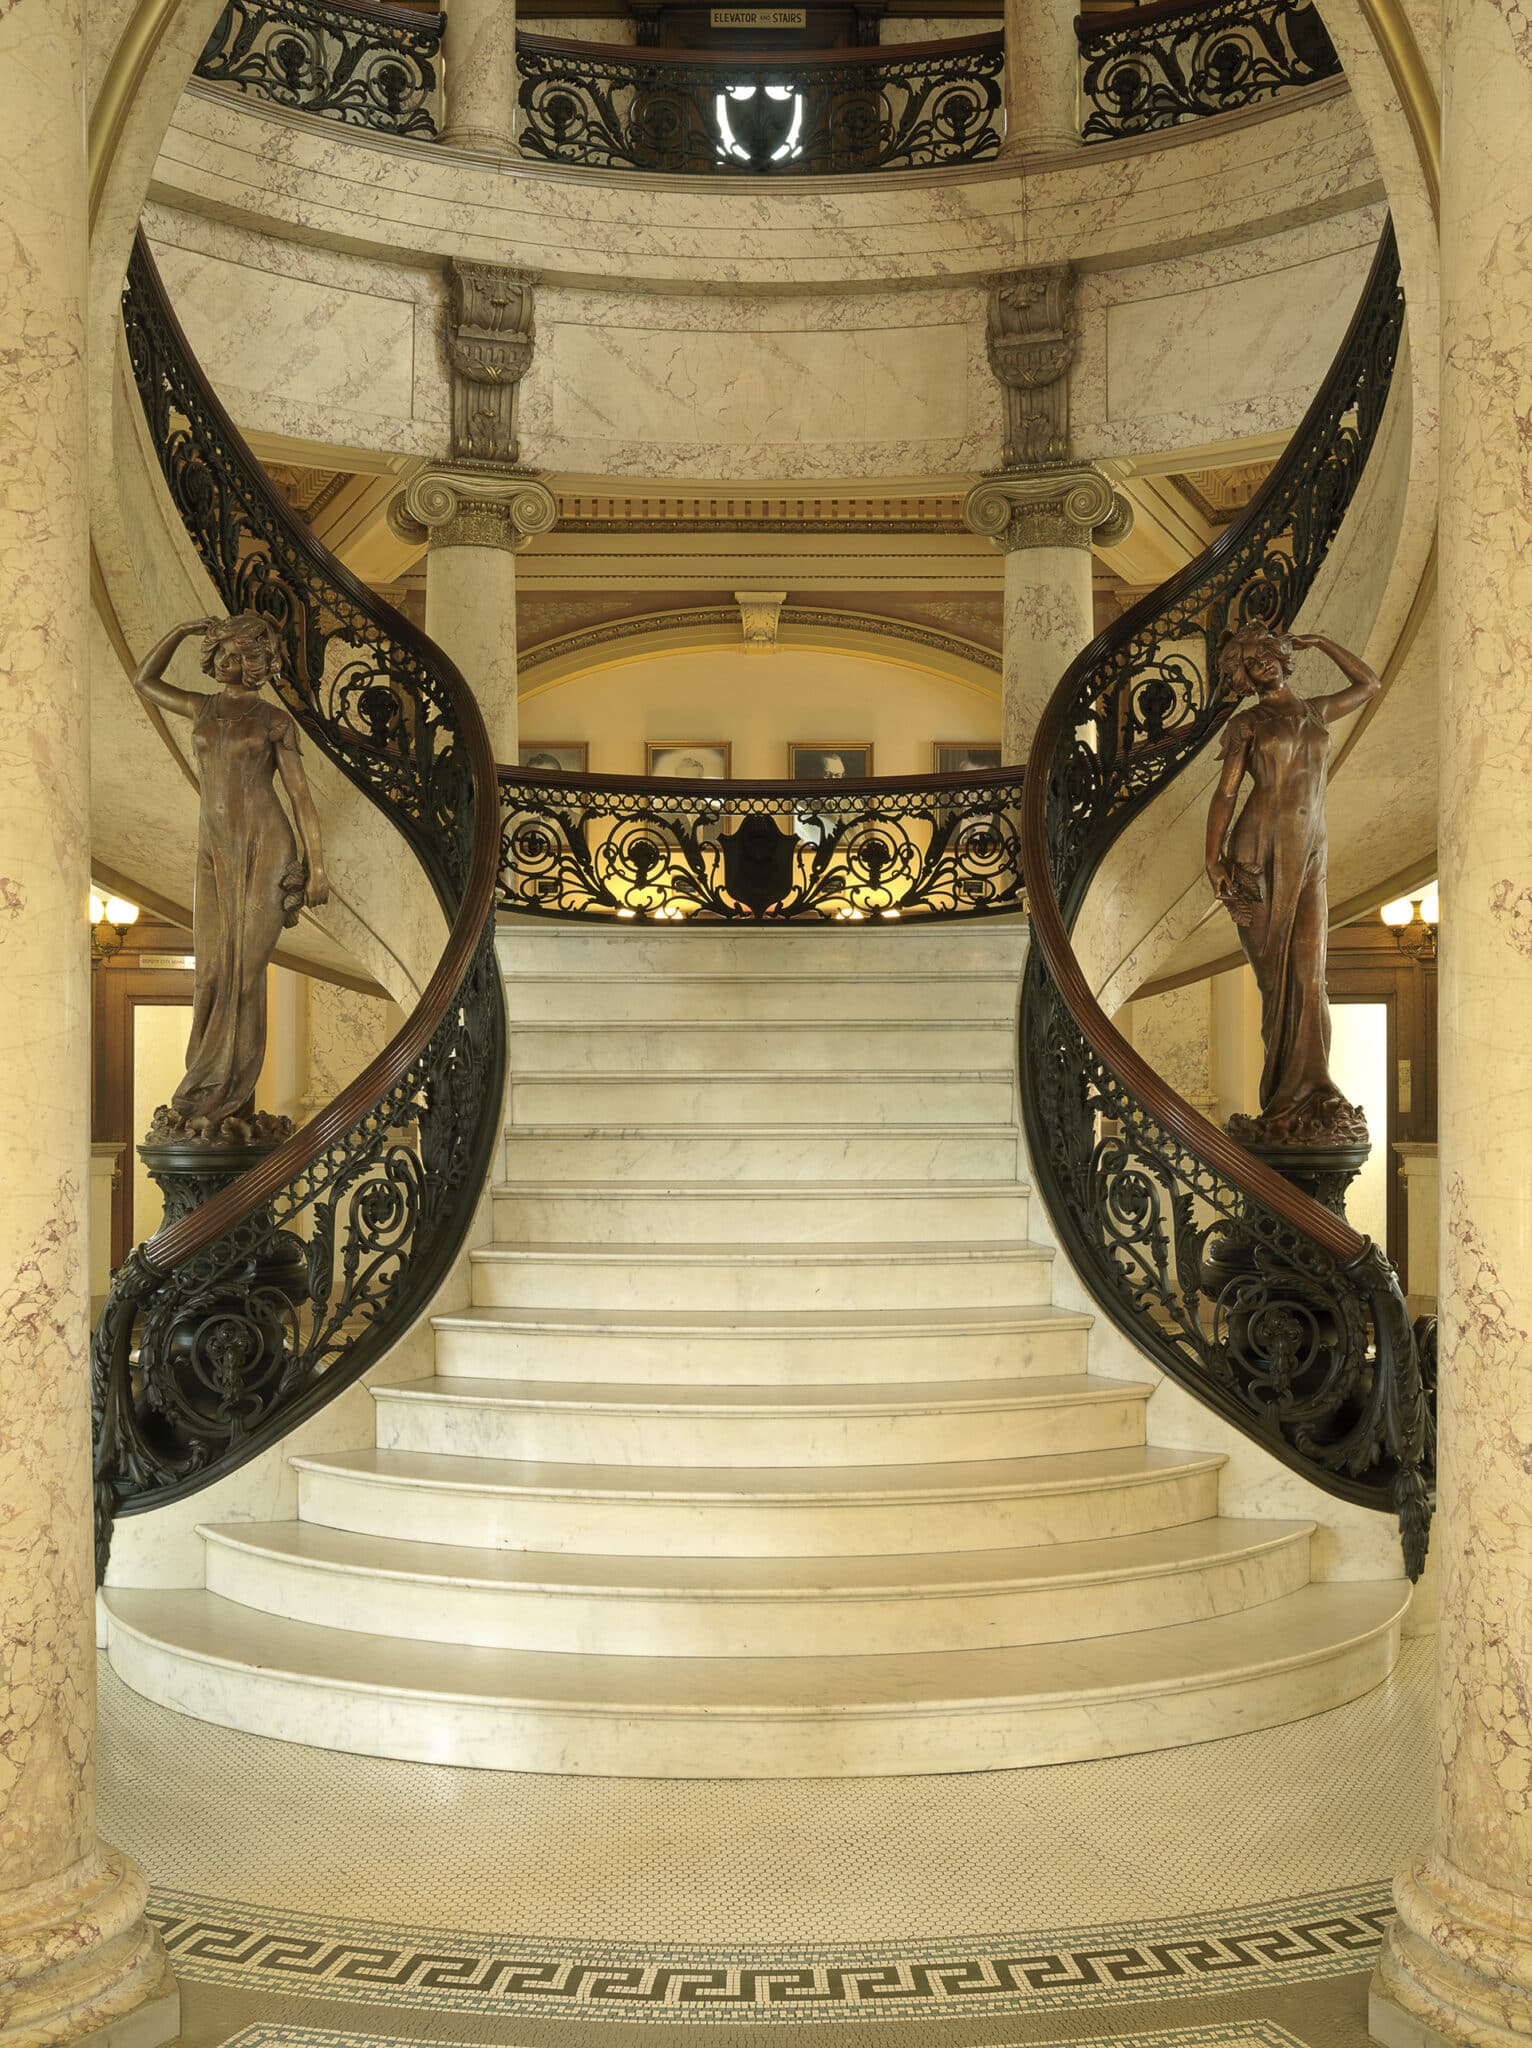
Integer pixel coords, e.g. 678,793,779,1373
134,612,328,1142
1205,622,1380,1148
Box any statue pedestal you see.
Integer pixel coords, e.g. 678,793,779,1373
136,1139,310,1425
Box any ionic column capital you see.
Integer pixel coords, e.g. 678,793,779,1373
389,467,558,553
962,464,1134,553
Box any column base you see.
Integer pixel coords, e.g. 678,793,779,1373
439,127,520,156
1370,1857,1532,2045
0,1848,178,2048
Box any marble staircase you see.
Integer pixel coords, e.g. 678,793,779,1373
101,916,1409,1776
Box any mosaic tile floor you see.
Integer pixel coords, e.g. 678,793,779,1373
96,1639,1435,2048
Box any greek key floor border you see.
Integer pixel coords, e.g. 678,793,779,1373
220,2024,1313,2048
148,1882,1393,2022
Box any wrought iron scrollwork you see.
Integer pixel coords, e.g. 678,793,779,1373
194,0,442,137
516,31,1003,174
499,767,1026,922
1017,223,1431,1573
1077,0,1341,143
93,238,503,1573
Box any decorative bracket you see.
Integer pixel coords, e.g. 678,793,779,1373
735,589,787,653
987,265,1077,470
447,260,535,466
389,468,559,553
962,465,1134,554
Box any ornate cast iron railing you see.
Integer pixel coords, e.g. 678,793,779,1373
1018,222,1432,1574
194,0,442,137
516,31,1003,174
1077,0,1341,142
499,764,1025,922
92,235,503,1573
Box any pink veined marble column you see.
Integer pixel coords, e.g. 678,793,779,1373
441,0,519,154
1369,0,1532,2036
1001,0,1080,153
0,4,177,2042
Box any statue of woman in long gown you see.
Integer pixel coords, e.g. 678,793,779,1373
1204,621,1381,1148
133,612,329,1143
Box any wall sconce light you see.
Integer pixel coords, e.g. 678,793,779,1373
90,889,140,963
1380,880,1438,962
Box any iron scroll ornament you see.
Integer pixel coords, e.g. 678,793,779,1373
1076,0,1342,143
516,31,1003,175
499,765,1027,923
92,236,505,1576
194,0,442,137
1017,222,1432,1574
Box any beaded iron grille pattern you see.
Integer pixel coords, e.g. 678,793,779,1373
92,239,504,1568
516,32,1003,174
498,767,1027,922
194,0,443,137
147,1882,1393,2019
1077,0,1342,143
1018,223,1432,1572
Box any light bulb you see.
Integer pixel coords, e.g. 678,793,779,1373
1419,881,1439,925
89,892,104,925
1380,896,1414,928
104,896,140,927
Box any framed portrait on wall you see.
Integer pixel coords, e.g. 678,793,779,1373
788,743,873,782
519,743,588,773
646,743,732,779
933,743,1001,776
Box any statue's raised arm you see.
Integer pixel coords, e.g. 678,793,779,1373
138,612,328,1145
1204,617,1368,1150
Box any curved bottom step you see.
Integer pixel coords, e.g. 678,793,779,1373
101,1580,1409,1778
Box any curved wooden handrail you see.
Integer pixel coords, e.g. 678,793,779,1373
515,28,1004,64
131,239,499,1278
499,760,1018,801
1018,238,1399,1266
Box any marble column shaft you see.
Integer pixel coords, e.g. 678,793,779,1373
0,2,176,2041
1000,540,1094,765
1370,0,1532,2036
425,530,523,765
1001,0,1079,152
441,0,519,153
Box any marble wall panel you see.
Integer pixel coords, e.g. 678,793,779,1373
877,15,995,38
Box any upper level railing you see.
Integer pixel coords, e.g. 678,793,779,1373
1017,222,1432,1575
92,235,505,1573
190,0,1339,157
515,32,1002,172
1076,0,1341,142
498,763,1025,921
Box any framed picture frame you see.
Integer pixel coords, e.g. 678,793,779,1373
932,743,1001,776
646,742,732,779
788,742,874,782
519,742,589,773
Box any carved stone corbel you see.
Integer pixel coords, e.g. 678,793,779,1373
735,590,787,653
447,259,535,467
962,465,1134,553
987,264,1077,471
389,468,559,553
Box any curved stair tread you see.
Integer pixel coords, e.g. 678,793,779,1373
196,1515,1316,1597
369,1373,1152,1417
468,1238,1053,1267
102,1581,1409,1713
432,1304,1093,1337
289,1443,1224,1503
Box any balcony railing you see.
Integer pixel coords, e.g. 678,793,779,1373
195,0,443,136
1076,0,1341,142
515,31,1003,173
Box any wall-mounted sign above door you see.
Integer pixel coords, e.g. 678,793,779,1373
710,8,808,25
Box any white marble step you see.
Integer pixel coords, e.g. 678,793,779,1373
290,1445,1225,1557
489,1180,1029,1246
102,1579,1407,1776
468,1238,1054,1312
430,1303,1095,1386
371,1373,1150,1467
506,1021,1012,1075
502,1123,1022,1184
507,1070,1016,1127
197,1516,1316,1659
496,917,1029,981
502,971,1021,1026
